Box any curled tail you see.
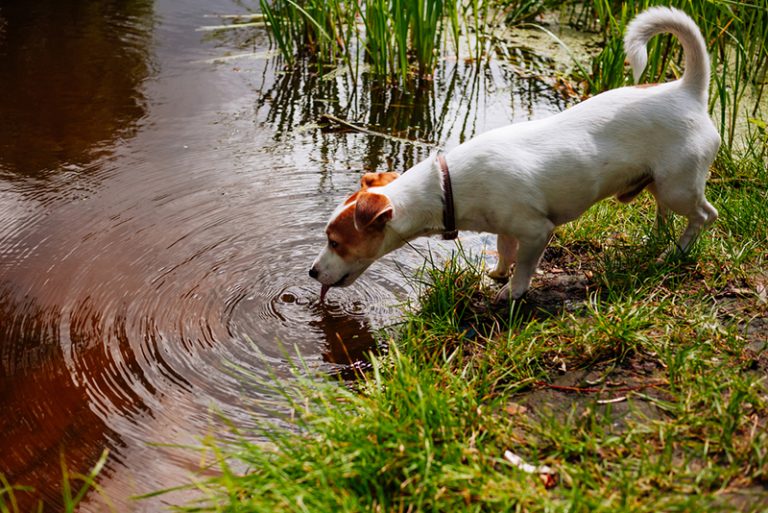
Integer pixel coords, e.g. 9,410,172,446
624,7,710,99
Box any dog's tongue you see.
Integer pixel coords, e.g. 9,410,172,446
320,284,330,303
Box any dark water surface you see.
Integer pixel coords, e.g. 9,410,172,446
0,1,565,510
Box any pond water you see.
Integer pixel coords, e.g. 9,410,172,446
0,1,568,510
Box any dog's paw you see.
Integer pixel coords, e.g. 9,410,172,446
493,284,529,304
656,245,681,263
488,268,510,281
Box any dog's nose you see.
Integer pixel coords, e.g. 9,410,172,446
309,266,319,279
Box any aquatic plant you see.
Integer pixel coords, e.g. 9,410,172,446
258,0,536,83
358,0,459,82
258,0,358,70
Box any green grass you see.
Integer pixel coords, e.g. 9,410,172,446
0,450,112,513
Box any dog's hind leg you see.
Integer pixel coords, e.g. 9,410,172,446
488,234,518,280
494,225,553,302
653,178,718,254
676,199,718,252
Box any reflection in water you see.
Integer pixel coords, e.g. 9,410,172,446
313,301,383,374
279,287,381,371
0,1,567,510
0,289,154,508
252,56,568,176
0,0,154,509
0,0,153,178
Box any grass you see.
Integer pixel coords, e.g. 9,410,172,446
0,450,112,513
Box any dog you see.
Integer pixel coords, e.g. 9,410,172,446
310,7,720,302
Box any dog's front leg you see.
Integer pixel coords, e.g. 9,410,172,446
488,234,518,280
494,228,553,303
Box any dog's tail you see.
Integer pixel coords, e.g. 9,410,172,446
624,7,709,99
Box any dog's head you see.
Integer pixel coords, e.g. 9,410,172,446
309,172,400,295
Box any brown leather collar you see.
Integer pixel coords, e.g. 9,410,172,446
437,155,458,240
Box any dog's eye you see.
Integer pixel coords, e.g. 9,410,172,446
328,239,339,249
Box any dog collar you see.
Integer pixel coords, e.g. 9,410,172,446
437,155,459,240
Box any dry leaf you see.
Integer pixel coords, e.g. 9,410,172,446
505,402,529,416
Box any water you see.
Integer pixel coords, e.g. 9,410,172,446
0,1,567,509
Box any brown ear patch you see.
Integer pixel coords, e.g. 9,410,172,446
360,172,400,190
342,173,399,206
344,190,361,206
327,202,388,261
354,192,393,231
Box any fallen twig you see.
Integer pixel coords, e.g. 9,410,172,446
596,396,627,404
196,21,266,32
318,113,440,149
198,51,278,65
534,380,666,394
203,13,266,20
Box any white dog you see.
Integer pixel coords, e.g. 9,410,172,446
310,7,720,302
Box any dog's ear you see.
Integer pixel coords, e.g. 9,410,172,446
360,172,400,190
354,192,393,231
344,190,361,205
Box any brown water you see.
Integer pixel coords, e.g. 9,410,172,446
0,1,566,510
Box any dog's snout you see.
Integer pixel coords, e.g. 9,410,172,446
309,266,319,279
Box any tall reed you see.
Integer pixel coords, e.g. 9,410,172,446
258,0,523,83
259,0,357,70
356,0,462,83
